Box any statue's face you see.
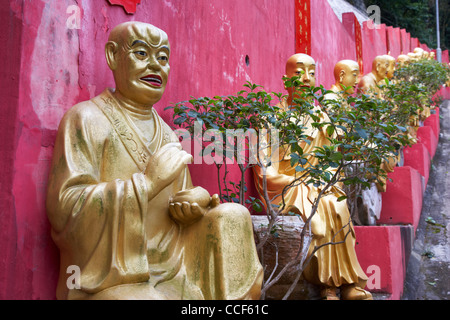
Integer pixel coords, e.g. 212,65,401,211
286,54,316,88
386,59,396,79
397,55,410,68
111,23,170,106
376,58,389,80
339,61,359,94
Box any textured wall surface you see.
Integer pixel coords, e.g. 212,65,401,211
0,0,295,299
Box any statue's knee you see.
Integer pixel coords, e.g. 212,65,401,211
207,202,251,220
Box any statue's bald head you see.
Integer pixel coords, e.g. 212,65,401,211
284,53,316,88
286,53,315,74
372,55,389,81
334,60,359,94
397,54,411,67
334,60,359,81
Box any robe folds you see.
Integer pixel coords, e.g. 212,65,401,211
253,100,368,288
46,89,263,300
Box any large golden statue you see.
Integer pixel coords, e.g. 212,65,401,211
46,21,263,300
358,55,389,96
253,54,372,300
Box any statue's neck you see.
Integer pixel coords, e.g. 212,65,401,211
331,84,348,98
112,90,153,120
371,71,382,83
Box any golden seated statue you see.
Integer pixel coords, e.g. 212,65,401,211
325,59,360,107
396,54,411,68
253,54,372,300
358,55,389,96
46,21,263,300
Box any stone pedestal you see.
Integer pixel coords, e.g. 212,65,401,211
417,125,438,158
378,166,424,233
403,142,431,187
354,225,414,300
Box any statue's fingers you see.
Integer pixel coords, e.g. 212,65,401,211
173,202,185,222
168,203,177,220
190,203,204,219
181,202,192,218
211,194,220,208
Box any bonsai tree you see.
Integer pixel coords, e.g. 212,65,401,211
165,76,413,299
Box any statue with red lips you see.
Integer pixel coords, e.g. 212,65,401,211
46,21,263,300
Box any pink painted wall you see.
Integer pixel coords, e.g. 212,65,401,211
410,37,419,50
1,0,295,299
361,22,388,75
386,26,401,58
310,0,357,89
400,28,411,54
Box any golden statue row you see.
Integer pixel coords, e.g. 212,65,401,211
46,22,430,300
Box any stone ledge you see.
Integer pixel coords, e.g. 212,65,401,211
378,166,424,233
403,142,431,187
252,216,415,300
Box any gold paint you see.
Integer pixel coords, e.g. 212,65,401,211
46,21,262,300
253,54,372,300
358,55,389,96
396,54,411,68
383,54,396,80
331,59,360,96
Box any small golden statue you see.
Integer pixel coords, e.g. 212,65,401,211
46,21,263,300
326,59,360,105
325,60,383,226
358,55,389,96
384,54,396,81
253,54,372,300
396,54,411,68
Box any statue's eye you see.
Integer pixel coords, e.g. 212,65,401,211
158,56,168,62
135,51,147,57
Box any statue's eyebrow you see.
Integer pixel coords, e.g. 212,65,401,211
131,40,170,54
131,40,150,48
297,62,316,67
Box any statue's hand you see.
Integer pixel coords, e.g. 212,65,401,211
145,142,192,196
169,201,205,226
168,187,220,226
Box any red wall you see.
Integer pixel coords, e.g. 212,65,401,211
1,0,295,299
310,0,357,89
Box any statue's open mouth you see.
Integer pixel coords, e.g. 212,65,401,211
140,75,162,87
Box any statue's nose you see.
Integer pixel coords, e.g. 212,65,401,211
147,56,161,71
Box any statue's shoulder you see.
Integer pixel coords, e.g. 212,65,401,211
152,108,180,143
62,94,110,126
57,94,113,144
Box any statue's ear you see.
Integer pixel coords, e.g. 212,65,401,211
283,74,288,89
339,70,345,82
105,41,119,71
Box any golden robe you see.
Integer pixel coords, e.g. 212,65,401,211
46,89,263,300
253,101,368,288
